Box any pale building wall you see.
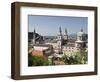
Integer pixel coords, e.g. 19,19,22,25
34,46,49,51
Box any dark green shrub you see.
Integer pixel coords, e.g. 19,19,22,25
28,55,49,66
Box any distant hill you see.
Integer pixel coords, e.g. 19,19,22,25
43,36,57,40
43,33,77,40
68,33,77,40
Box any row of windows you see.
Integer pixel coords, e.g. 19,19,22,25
64,49,79,52
53,46,80,50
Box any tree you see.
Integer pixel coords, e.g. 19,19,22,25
30,56,49,66
62,50,87,65
28,53,33,66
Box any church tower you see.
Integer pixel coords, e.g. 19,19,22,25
75,29,87,50
57,27,63,54
33,29,36,44
63,28,68,41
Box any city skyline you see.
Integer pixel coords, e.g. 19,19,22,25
28,15,88,36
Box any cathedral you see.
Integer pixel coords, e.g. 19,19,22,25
56,27,87,54
28,27,88,65
57,27,68,53
28,27,87,56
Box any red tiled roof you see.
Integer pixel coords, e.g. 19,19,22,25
31,50,44,56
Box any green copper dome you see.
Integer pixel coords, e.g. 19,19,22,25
77,29,86,36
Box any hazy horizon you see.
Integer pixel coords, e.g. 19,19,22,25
28,15,88,36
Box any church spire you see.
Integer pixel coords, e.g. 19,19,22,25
63,28,68,40
59,26,62,35
57,27,63,54
33,28,36,33
65,28,67,35
33,28,36,44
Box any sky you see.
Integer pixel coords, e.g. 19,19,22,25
28,15,87,36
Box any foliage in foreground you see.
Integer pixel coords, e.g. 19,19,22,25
62,51,87,65
28,50,87,66
28,54,49,66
